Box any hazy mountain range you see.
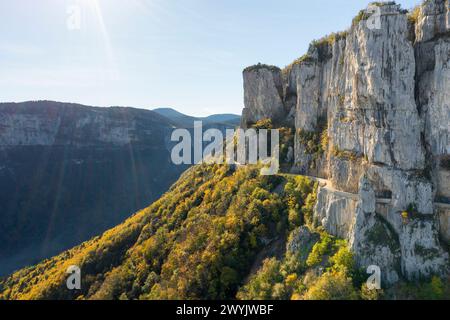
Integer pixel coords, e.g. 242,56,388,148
153,107,241,128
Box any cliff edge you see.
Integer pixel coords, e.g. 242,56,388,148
241,0,450,285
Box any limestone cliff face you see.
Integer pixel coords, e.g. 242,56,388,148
241,65,295,128
241,0,449,285
0,101,172,147
415,0,450,203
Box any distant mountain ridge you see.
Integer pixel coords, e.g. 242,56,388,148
0,101,177,146
153,107,240,128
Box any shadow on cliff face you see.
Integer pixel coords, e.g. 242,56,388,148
0,145,188,276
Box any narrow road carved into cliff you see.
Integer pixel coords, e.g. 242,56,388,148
281,173,450,207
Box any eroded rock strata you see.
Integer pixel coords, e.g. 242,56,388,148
241,1,450,285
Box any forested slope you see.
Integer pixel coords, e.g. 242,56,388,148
1,164,447,300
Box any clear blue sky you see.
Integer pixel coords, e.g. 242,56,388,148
0,0,421,116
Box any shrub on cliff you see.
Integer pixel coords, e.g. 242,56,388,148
303,270,359,300
243,63,280,73
407,5,421,25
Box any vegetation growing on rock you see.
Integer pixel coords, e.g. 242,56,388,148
250,119,294,165
244,63,281,73
296,119,328,161
251,118,274,130
407,5,421,25
331,146,360,162
0,162,448,300
282,54,315,75
310,32,349,55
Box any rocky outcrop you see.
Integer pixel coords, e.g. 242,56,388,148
322,1,448,283
290,3,425,185
349,176,401,286
314,187,358,239
241,65,295,128
287,226,320,263
415,0,450,202
399,217,448,280
415,0,449,42
242,0,450,285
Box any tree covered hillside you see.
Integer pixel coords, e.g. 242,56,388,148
0,164,448,300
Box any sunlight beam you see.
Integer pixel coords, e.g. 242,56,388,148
83,0,119,80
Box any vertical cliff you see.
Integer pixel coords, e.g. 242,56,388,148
241,1,449,285
241,64,294,128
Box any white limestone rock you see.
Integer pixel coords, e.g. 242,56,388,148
0,101,165,147
349,175,401,286
0,113,61,146
329,3,425,171
350,208,402,286
294,61,321,132
400,218,449,280
415,0,449,43
287,226,320,263
244,1,450,285
241,65,287,128
313,186,358,239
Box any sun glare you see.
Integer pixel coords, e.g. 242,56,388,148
72,0,119,80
